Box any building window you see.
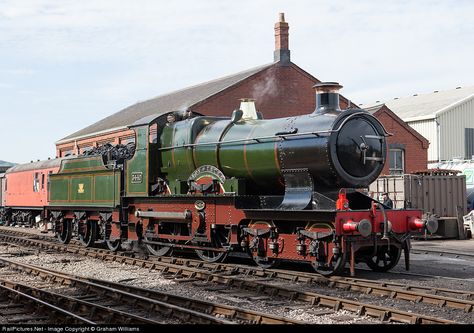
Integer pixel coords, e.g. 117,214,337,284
120,137,136,145
97,141,113,149
389,149,404,175
79,146,93,154
62,149,73,157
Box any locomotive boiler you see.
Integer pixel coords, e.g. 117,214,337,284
35,82,437,276
161,83,386,198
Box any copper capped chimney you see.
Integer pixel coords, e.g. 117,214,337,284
312,82,343,114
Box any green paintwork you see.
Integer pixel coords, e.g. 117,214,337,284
192,120,227,171
60,156,105,172
160,117,214,181
70,177,92,201
125,126,149,196
223,178,246,195
49,178,69,202
49,156,121,208
159,117,283,191
171,120,195,179
95,174,120,201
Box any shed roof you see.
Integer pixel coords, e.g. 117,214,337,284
365,86,474,122
58,63,275,143
364,104,384,115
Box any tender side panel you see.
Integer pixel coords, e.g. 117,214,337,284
50,155,120,207
50,170,120,208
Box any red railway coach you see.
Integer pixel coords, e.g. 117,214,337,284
1,159,63,226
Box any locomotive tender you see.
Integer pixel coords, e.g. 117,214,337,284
1,82,437,276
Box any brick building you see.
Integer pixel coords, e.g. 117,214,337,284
55,13,428,174
366,104,429,175
55,13,353,157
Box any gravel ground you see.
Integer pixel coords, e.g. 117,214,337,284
348,252,474,294
0,243,379,324
1,226,473,324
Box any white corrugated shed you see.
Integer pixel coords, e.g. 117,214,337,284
409,119,438,162
438,97,474,161
363,86,474,163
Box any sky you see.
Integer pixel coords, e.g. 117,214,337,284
1,0,473,163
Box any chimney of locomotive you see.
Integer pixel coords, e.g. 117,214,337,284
312,82,343,114
274,13,290,65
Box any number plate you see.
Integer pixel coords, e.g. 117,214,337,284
131,172,143,184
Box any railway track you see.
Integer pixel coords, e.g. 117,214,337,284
0,257,305,324
1,229,472,302
0,278,164,324
0,282,95,324
0,229,467,324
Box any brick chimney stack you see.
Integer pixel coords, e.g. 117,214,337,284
274,12,290,65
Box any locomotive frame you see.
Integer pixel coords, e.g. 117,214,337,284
39,83,436,276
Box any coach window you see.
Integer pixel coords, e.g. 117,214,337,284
33,172,40,192
41,173,45,190
47,171,53,190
